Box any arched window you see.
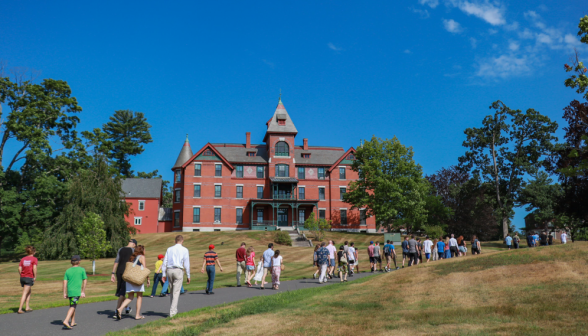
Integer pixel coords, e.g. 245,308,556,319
275,141,289,156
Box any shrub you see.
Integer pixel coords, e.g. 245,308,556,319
274,231,292,246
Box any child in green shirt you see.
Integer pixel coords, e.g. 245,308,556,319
62,255,87,329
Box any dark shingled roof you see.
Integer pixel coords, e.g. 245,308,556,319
210,144,345,166
265,98,298,135
295,148,345,165
121,178,162,198
212,144,268,163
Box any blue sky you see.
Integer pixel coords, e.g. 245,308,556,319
1,0,586,229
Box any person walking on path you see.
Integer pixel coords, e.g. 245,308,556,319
408,235,418,266
416,239,423,265
116,245,150,320
150,254,165,298
337,245,348,282
401,237,409,268
17,246,37,314
561,231,568,244
110,239,136,317
373,242,383,271
260,243,274,289
458,236,467,256
235,242,247,287
348,242,357,275
423,237,433,262
312,245,320,279
317,242,330,284
513,234,520,249
505,234,513,250
245,247,256,287
383,240,398,271
270,250,283,289
444,237,452,259
436,238,445,260
367,241,375,272
326,241,337,278
161,235,191,318
449,234,459,258
471,235,481,255
159,279,185,297
201,245,223,294
432,239,439,261
62,255,87,329
548,233,554,245
526,233,534,247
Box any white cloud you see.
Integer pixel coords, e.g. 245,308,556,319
419,0,439,8
509,41,519,51
448,0,506,26
470,37,478,48
411,7,430,19
564,34,582,47
443,19,463,33
488,28,498,35
404,49,412,54
524,10,539,20
327,43,342,51
476,54,531,79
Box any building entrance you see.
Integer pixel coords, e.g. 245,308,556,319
278,208,289,226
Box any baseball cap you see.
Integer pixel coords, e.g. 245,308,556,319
209,244,215,250
158,254,164,260
71,255,81,261
370,241,374,244
130,239,137,245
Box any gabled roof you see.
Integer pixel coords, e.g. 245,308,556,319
212,144,268,164
181,143,234,170
173,135,193,168
122,178,162,199
264,97,298,140
295,147,346,165
328,147,356,172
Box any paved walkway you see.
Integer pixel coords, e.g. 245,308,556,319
0,272,377,336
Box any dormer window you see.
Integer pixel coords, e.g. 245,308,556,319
275,141,289,156
203,149,213,156
301,153,310,159
276,114,287,126
348,153,356,160
247,152,256,157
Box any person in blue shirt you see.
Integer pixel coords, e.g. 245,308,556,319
533,234,539,247
383,240,398,272
436,239,445,260
401,236,409,268
316,242,330,284
505,234,513,250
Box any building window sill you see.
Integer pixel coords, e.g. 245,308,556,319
213,221,222,224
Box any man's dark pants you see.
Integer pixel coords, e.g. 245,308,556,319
450,246,458,257
408,252,418,266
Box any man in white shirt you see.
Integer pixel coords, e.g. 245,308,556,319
423,236,433,263
326,241,337,279
162,235,191,318
449,234,459,258
347,242,356,275
561,231,567,244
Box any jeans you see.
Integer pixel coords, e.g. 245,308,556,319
514,242,519,249
445,249,451,259
161,279,185,295
438,252,444,259
206,265,215,292
151,273,164,296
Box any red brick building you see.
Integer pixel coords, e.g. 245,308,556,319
171,98,376,232
122,178,172,233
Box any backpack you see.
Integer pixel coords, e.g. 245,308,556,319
383,245,391,255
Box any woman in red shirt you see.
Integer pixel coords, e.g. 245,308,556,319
18,246,38,314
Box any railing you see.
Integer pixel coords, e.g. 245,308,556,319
252,220,305,226
272,194,297,200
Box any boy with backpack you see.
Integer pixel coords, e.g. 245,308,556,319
62,255,87,329
383,240,399,272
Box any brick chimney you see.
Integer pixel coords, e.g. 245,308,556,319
246,132,251,149
303,138,308,150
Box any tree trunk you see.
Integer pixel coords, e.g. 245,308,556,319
502,216,509,239
92,259,96,275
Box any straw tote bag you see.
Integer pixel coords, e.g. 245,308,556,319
122,256,151,286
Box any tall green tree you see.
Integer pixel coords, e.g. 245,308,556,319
76,212,110,275
40,158,134,260
83,110,152,177
459,101,558,238
345,136,429,232
304,212,332,242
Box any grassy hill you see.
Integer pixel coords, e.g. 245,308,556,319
109,242,588,336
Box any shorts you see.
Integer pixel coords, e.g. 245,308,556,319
402,252,409,258
329,259,336,267
459,246,466,253
369,256,375,263
69,296,80,308
386,255,392,262
374,256,381,263
338,263,348,274
246,265,255,271
20,277,34,287
425,253,430,259
115,273,127,297
348,259,355,265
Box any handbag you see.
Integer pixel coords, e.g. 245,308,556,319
280,264,285,271
122,256,151,286
253,262,264,282
340,252,348,264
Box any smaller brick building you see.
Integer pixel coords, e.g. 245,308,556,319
122,178,171,233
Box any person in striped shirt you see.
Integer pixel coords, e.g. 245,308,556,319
201,245,223,295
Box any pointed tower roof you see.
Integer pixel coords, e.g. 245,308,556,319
173,134,193,169
264,97,298,140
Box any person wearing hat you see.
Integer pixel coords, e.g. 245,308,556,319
201,244,223,294
110,238,136,317
62,255,87,329
150,254,165,298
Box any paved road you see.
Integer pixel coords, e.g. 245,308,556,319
0,272,378,336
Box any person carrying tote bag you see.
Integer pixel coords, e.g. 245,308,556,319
123,248,151,286
117,245,150,320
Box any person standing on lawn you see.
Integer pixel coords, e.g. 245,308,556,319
116,245,150,320
201,245,223,294
373,242,382,272
423,237,433,263
505,234,513,250
367,241,375,272
245,247,256,287
432,238,439,261
270,250,283,290
317,242,330,284
383,240,392,271
561,231,568,244
337,245,348,282
326,240,337,278
260,243,274,289
444,237,452,259
416,238,423,265
62,255,87,329
471,235,481,255
548,233,554,245
17,246,38,314
401,236,409,268
408,235,418,266
436,237,445,260
513,233,520,249
312,244,320,279
161,235,191,318
449,234,459,257
235,242,247,287
110,238,136,317
150,254,165,298
347,242,357,275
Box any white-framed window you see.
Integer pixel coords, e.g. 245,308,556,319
214,184,222,198
138,200,145,211
193,207,200,223
194,163,202,177
134,217,142,225
236,208,243,224
214,207,222,223
215,164,222,177
175,170,181,183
